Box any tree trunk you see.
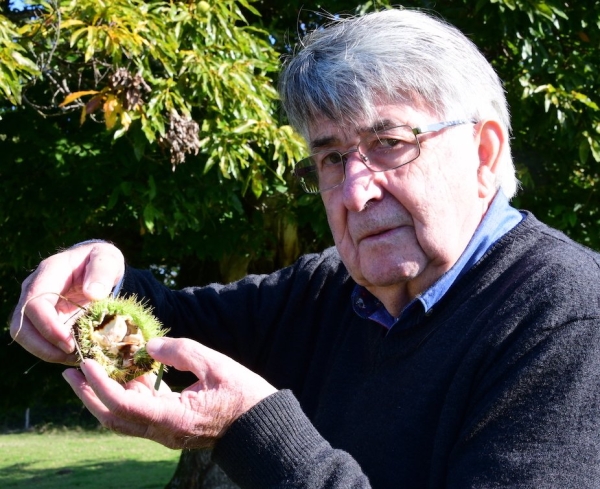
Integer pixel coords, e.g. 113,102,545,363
219,252,252,283
164,449,239,489
276,215,300,268
164,217,299,488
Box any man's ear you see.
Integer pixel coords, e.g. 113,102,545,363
476,120,506,199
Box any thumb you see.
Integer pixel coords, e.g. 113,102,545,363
82,244,125,300
147,337,218,377
147,338,278,416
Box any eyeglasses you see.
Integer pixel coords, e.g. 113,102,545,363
293,119,476,194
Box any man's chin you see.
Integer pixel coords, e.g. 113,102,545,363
358,263,422,289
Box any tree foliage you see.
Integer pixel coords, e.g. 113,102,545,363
1,0,598,487
0,0,313,428
434,0,600,245
0,11,39,103
1,0,598,449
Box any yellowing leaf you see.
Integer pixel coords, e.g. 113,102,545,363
103,95,121,130
120,110,132,130
70,27,89,47
231,119,257,134
60,19,86,29
59,90,100,107
10,51,38,72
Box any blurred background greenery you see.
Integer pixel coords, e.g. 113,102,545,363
0,0,598,432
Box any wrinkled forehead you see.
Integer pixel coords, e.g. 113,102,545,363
305,95,438,148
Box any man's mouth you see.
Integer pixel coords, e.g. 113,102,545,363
359,225,400,243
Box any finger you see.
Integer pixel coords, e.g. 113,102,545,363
18,300,76,354
12,248,95,353
28,247,91,300
125,372,172,394
10,274,76,355
79,360,161,421
10,313,78,364
82,245,125,301
146,338,220,378
63,367,112,418
79,359,134,408
148,338,277,425
63,366,151,438
76,361,190,445
11,243,124,361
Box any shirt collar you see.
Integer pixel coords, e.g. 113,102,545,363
351,191,523,329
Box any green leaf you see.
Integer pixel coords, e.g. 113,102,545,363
148,175,157,200
143,203,157,233
231,119,257,134
579,139,590,165
107,188,120,210
10,52,39,73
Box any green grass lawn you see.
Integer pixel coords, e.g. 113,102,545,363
0,428,181,488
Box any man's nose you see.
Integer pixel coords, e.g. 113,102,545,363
341,152,383,212
342,148,369,174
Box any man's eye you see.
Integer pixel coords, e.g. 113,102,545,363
294,165,316,178
376,137,402,148
320,152,343,167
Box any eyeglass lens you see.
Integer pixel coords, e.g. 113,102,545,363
294,125,420,193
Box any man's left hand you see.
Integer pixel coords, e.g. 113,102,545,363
62,337,278,449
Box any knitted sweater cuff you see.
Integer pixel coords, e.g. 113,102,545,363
212,389,331,487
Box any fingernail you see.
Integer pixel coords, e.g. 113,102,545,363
146,338,165,355
62,370,72,384
62,370,83,399
62,368,78,385
59,340,74,354
86,282,107,300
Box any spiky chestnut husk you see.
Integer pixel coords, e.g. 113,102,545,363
74,296,167,383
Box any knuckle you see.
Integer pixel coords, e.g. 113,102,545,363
8,317,20,339
110,405,128,419
20,273,34,292
101,416,121,433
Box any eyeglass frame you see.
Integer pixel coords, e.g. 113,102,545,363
293,119,477,194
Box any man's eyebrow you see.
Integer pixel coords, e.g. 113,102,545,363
360,119,402,132
310,136,339,151
309,119,404,151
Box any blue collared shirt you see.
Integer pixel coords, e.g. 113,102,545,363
351,191,524,330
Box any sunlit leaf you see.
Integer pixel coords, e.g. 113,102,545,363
59,90,100,107
103,94,121,130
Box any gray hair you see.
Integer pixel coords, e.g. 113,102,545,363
279,8,519,198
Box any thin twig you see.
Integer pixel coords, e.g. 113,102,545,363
40,0,62,73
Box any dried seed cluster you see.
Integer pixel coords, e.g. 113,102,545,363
159,109,201,168
74,296,167,383
109,67,151,111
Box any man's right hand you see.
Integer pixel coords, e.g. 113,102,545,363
9,242,125,364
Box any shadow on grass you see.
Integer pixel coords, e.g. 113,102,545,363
1,458,176,489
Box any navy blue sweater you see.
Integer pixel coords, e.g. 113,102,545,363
122,213,600,488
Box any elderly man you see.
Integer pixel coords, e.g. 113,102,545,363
11,8,600,488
